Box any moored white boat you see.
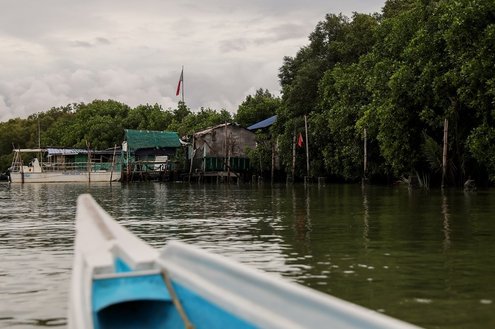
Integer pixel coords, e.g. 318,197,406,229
69,194,422,329
9,148,120,183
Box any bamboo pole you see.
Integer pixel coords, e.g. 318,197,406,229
110,144,117,182
271,139,275,185
442,118,448,188
126,143,131,182
227,134,231,184
363,128,367,180
304,114,310,178
224,123,227,172
86,141,91,183
181,65,185,104
188,137,195,183
291,129,296,181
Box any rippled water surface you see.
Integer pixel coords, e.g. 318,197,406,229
1,182,494,328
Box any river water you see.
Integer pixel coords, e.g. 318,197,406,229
0,182,494,328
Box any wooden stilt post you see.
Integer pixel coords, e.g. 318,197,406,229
224,123,228,174
86,141,91,183
291,128,296,182
189,137,195,183
363,128,367,184
442,118,448,188
304,114,310,179
271,139,275,185
110,144,117,182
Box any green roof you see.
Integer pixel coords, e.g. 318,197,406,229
124,129,181,150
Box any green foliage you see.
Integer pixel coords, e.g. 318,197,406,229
246,130,272,175
277,11,379,180
168,107,233,137
3,0,495,185
0,99,235,171
275,0,495,185
467,125,495,182
235,89,280,127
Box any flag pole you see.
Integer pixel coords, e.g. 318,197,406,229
181,65,185,103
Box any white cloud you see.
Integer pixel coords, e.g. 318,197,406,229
0,0,385,121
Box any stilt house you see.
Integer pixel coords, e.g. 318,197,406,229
189,123,256,180
122,129,182,180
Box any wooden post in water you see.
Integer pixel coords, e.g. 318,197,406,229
189,137,195,183
271,138,275,185
110,144,117,182
442,118,448,188
126,142,131,182
20,153,24,183
363,128,367,184
86,141,91,183
227,138,231,185
224,123,228,174
291,128,296,182
304,114,310,179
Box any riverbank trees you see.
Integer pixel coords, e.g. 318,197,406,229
1,0,494,187
0,100,233,171
276,0,495,186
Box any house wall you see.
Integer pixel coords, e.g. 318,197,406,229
194,125,256,159
191,125,256,172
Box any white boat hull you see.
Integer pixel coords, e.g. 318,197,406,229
10,171,120,183
70,194,422,329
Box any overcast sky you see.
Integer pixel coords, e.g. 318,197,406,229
0,0,385,122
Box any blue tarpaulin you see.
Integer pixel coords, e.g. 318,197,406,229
247,115,277,130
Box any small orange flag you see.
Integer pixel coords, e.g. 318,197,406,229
297,132,304,148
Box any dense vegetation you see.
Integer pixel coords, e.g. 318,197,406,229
0,101,234,171
276,0,495,186
1,0,494,187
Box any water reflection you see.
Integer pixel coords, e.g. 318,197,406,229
441,193,451,251
362,184,370,251
1,183,495,329
292,186,311,244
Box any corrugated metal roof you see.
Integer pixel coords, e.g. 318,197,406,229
124,129,181,150
247,115,277,130
47,148,88,155
194,123,248,137
194,123,230,136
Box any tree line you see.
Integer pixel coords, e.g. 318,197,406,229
0,92,277,172
1,0,494,187
275,0,495,187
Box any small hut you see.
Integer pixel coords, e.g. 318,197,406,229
189,123,256,182
122,129,182,181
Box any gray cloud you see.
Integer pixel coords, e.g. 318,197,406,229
70,37,112,48
0,0,385,121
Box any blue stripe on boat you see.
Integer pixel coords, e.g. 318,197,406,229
92,273,257,329
92,273,174,329
114,257,132,273
174,282,257,329
92,273,171,312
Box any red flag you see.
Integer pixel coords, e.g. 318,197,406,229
297,132,304,147
176,69,183,96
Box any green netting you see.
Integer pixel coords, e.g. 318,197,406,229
125,129,181,150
